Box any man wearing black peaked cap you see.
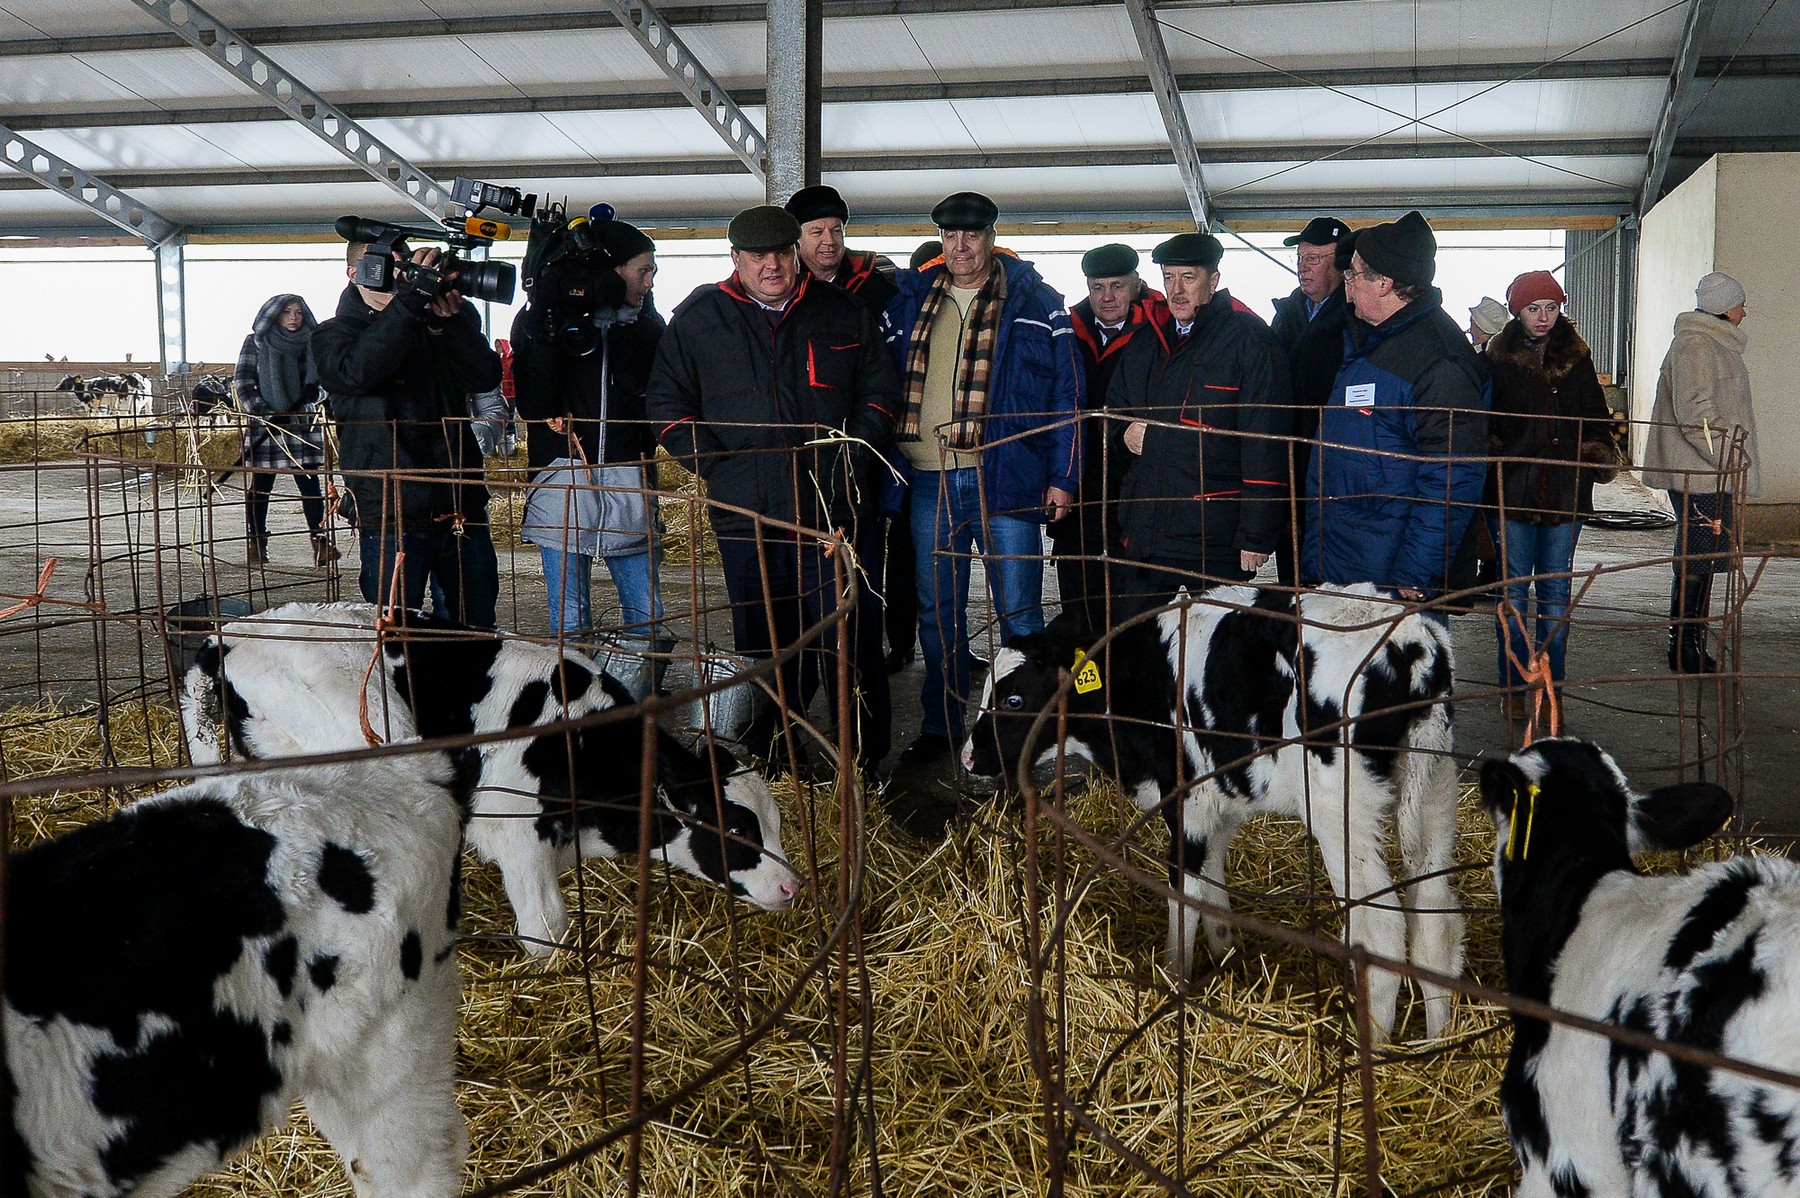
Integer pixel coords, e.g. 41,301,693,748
1053,242,1168,627
647,204,900,777
1268,216,1352,585
1300,210,1490,605
881,190,1082,787
1106,231,1293,616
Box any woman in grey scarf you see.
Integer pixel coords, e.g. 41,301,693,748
234,294,336,566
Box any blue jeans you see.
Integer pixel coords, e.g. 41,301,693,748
359,525,498,628
538,546,666,643
1489,515,1579,688
911,468,1047,738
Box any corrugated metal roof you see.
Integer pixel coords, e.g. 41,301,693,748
0,0,1788,236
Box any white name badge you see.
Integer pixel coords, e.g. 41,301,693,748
1344,383,1376,408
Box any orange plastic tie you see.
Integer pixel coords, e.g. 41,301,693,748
0,559,57,622
358,550,407,746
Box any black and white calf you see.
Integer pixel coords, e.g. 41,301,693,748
181,602,797,958
962,584,1464,1039
5,760,468,1198
1479,738,1800,1197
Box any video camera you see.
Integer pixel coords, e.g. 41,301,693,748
336,176,532,305
520,201,633,356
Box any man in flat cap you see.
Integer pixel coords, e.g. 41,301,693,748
1301,210,1490,607
786,184,899,317
882,190,1082,774
1269,216,1353,586
1054,242,1168,627
1107,232,1293,614
647,203,900,777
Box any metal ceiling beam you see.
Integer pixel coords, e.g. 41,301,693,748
594,0,766,182
1,134,1756,197
126,0,447,222
1639,0,1719,216
18,51,1781,135
1124,0,1211,228
0,0,1353,56
0,120,183,245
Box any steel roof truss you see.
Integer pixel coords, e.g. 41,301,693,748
0,120,183,245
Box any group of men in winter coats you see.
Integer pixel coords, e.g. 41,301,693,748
315,188,1491,823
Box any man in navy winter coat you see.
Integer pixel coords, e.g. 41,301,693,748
882,191,1083,768
1301,211,1490,605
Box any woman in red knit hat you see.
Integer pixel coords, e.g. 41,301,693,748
1483,269,1618,720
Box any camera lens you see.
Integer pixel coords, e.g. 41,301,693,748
563,217,598,257
458,259,517,305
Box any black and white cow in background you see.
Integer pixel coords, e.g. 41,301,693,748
6,759,469,1198
181,602,797,958
1480,738,1800,1197
962,583,1464,1039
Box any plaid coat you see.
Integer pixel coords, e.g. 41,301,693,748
235,303,326,473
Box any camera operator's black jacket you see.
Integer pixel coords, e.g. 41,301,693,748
510,298,666,472
313,283,502,532
647,272,899,539
1108,289,1294,579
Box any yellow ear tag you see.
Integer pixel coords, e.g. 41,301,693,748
1504,783,1540,861
1071,650,1103,695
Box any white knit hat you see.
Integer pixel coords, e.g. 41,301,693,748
1695,271,1746,315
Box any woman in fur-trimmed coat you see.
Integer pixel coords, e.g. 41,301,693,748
1484,271,1616,712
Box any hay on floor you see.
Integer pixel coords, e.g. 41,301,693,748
3,697,1518,1195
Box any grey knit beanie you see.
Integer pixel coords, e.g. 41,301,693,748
1695,271,1746,315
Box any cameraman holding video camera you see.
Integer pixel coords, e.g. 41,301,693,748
314,234,503,625
511,208,671,692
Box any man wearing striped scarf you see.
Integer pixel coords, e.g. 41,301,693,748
883,191,1083,777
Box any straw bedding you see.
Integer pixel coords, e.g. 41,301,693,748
2,696,1519,1196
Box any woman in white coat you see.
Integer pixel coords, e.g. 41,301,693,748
1640,272,1757,673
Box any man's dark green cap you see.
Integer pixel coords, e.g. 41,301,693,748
1081,243,1139,278
1151,232,1223,270
728,205,802,252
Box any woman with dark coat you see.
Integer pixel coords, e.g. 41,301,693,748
1484,270,1616,713
234,294,335,566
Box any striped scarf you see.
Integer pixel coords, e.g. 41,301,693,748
898,263,1006,450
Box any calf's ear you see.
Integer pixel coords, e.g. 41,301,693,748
1631,783,1734,853
1478,757,1528,814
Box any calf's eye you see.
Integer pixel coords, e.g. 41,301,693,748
1003,694,1025,710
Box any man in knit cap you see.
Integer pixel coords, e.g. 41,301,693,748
1054,242,1168,626
1300,210,1490,607
647,204,900,777
785,184,898,316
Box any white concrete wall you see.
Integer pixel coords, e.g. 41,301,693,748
1630,157,1716,467
1714,155,1800,506
1632,153,1800,533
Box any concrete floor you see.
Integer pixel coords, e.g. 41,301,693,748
4,458,1798,837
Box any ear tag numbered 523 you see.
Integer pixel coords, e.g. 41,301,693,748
1071,651,1103,695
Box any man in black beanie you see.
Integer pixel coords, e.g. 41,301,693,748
1269,216,1352,587
647,204,900,779
1106,231,1293,616
1300,210,1490,609
1055,242,1168,627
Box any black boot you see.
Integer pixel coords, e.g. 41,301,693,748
1668,574,1717,674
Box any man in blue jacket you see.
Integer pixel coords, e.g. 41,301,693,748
1301,211,1490,607
884,191,1083,768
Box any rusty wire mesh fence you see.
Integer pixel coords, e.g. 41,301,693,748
0,388,1791,1196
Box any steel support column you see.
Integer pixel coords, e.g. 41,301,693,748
597,0,768,184
766,0,823,203
1639,0,1718,216
155,238,188,377
1123,0,1211,229
127,0,448,221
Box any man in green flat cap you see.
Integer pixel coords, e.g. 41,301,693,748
647,204,900,777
